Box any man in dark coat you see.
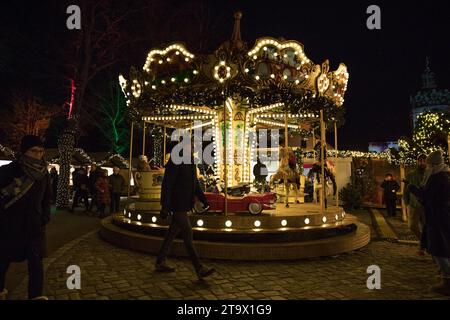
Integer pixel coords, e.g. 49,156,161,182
0,135,51,300
155,138,215,280
253,157,268,192
380,173,400,217
407,150,450,296
71,168,89,212
88,163,101,212
49,167,58,204
109,167,126,214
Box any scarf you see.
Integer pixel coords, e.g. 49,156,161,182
0,155,47,211
421,163,450,186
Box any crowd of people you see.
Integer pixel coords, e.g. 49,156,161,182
68,164,126,217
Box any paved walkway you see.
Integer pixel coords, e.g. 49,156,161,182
9,210,449,300
4,207,101,294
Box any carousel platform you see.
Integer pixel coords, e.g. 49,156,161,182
99,197,370,260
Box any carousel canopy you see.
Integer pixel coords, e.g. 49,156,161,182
119,12,349,125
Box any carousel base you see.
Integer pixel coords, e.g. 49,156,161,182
99,199,370,261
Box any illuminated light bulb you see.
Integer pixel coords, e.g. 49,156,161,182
197,220,204,227
166,57,171,62
254,220,261,227
281,220,287,227
270,74,275,79
255,75,260,80
185,58,190,62
159,60,163,64
184,78,189,83
304,218,310,225
161,80,166,84
322,216,327,223
335,215,339,220
193,70,198,74
171,77,176,82
175,51,180,55
253,55,257,60
152,216,157,223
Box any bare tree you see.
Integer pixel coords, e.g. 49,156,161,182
0,93,60,149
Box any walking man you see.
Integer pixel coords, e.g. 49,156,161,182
155,137,215,280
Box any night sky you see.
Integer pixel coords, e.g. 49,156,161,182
1,0,449,151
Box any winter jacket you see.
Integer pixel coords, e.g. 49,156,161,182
88,169,102,192
161,158,207,213
409,171,450,258
0,161,50,262
95,177,111,204
109,173,126,194
404,168,425,209
380,180,400,201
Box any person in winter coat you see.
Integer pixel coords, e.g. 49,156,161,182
406,150,450,296
95,169,111,218
71,168,89,212
380,173,400,217
404,154,427,253
155,137,215,280
49,167,58,204
0,135,51,300
88,163,101,212
109,167,126,214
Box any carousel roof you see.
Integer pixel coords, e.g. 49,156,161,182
119,12,349,122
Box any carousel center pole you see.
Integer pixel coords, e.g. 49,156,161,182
320,110,325,215
142,122,146,155
334,120,339,207
163,126,167,165
284,111,289,148
284,110,289,203
127,122,135,200
224,97,228,216
312,126,317,204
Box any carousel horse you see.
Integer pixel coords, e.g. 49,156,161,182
269,146,301,207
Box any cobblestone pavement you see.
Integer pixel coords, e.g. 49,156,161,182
9,230,449,300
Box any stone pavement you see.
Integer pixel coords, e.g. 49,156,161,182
9,229,449,300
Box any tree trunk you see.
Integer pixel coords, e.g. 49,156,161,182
56,132,75,209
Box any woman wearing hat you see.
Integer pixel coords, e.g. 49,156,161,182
0,135,51,300
406,150,450,296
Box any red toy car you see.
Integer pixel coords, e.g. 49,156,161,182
194,192,277,215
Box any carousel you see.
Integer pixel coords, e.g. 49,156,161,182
99,12,370,260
